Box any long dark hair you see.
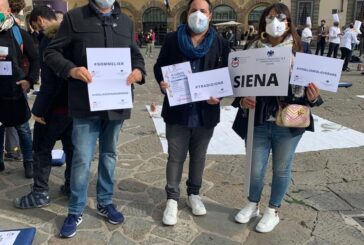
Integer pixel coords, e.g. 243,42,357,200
252,3,302,53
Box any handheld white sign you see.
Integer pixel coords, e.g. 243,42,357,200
290,53,343,92
187,67,233,102
86,48,133,111
228,47,292,97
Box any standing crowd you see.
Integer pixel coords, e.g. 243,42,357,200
0,0,324,239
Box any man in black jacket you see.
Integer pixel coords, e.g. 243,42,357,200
0,0,39,178
14,6,73,209
44,0,145,238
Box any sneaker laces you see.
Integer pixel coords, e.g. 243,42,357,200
260,210,277,225
65,214,81,225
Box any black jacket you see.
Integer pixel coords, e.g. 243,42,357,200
32,23,68,118
0,25,39,96
44,1,145,120
154,31,230,129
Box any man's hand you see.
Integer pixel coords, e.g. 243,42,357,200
33,114,46,125
0,55,6,60
127,69,143,85
159,81,169,93
69,67,92,83
207,97,220,105
16,80,30,92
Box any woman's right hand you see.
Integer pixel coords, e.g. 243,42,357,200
160,81,169,92
240,96,256,109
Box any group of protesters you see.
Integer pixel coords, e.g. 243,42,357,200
0,0,324,239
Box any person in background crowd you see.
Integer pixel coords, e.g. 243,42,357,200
145,29,153,58
301,17,312,54
232,3,323,233
154,0,230,226
44,0,145,238
227,28,235,50
55,10,64,22
340,22,360,72
327,15,341,58
246,25,257,41
315,19,328,56
25,14,39,47
3,0,26,162
14,5,73,209
0,0,39,178
8,0,24,25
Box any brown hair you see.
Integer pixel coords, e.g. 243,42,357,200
187,0,212,13
8,0,25,14
253,3,302,53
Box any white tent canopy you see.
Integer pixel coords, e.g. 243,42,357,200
213,21,242,26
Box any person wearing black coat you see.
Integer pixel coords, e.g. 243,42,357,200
44,0,146,238
154,0,230,226
0,0,39,178
14,6,73,210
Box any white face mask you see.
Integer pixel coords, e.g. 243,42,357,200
94,0,115,9
265,18,286,37
188,11,209,34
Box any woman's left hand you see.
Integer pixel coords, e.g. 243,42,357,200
207,96,220,105
306,82,320,103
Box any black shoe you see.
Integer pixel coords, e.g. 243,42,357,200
14,190,50,209
0,161,4,172
4,152,22,162
23,161,33,179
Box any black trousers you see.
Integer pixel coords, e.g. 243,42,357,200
315,37,326,56
327,42,339,58
340,47,352,71
32,114,73,192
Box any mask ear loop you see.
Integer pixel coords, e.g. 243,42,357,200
260,31,267,40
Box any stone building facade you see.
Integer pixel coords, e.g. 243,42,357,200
24,0,364,43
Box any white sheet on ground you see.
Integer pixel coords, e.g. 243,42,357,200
147,105,364,155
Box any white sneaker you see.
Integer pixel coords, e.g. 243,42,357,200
235,202,259,224
256,207,280,233
186,194,207,216
162,199,178,226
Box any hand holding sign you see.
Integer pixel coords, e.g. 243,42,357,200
69,67,92,83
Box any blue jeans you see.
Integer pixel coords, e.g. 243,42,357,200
248,122,302,208
0,122,33,163
68,118,123,215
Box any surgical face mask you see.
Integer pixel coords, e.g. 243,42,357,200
94,0,115,9
188,10,209,34
0,13,5,23
265,17,286,37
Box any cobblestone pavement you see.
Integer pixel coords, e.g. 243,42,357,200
0,47,363,245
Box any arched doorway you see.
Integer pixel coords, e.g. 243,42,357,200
142,7,167,45
212,5,237,24
248,5,268,26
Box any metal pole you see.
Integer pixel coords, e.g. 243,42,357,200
244,97,256,197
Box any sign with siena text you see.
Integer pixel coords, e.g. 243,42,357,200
228,47,292,97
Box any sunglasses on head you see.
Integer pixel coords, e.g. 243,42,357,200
265,13,287,23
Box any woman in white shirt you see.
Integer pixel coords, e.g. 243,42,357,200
327,22,341,58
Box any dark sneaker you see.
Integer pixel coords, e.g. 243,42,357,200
60,184,71,197
97,203,124,225
14,190,50,209
0,161,4,172
4,152,22,161
59,214,83,238
23,161,33,179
